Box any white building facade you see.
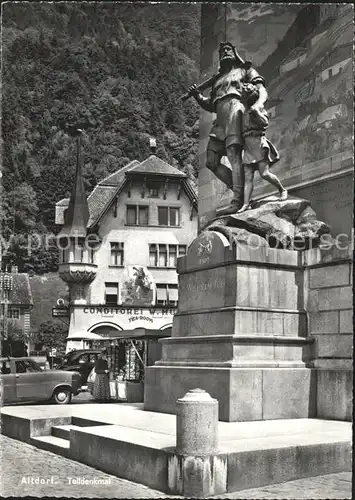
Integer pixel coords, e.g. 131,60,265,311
56,154,198,352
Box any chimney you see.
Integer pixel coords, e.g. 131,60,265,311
149,137,157,154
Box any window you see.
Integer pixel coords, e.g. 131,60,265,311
159,245,167,267
148,244,187,268
90,247,95,264
168,245,177,267
149,244,158,267
328,68,332,79
78,354,90,364
1,361,11,374
105,282,119,305
148,181,160,198
156,284,179,306
15,359,41,373
88,353,98,363
110,242,124,266
126,205,149,225
178,245,187,257
158,207,180,226
9,309,20,320
127,205,136,225
74,240,84,262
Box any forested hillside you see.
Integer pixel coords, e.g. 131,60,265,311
1,2,200,273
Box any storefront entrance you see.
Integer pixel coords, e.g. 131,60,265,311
87,326,169,402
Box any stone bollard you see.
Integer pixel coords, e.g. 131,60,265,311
168,388,227,498
176,388,218,454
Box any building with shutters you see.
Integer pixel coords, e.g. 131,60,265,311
55,142,198,360
0,268,33,356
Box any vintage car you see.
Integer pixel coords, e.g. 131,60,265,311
58,349,101,387
0,357,81,405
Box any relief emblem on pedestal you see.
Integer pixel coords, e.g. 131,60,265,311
197,233,214,257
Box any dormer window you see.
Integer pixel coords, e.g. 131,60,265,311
148,181,160,198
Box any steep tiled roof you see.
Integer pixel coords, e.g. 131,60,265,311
129,155,187,177
9,273,33,306
87,185,118,227
57,156,196,229
99,160,140,186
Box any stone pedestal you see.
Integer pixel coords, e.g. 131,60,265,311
145,230,317,421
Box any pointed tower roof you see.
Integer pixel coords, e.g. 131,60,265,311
58,131,89,238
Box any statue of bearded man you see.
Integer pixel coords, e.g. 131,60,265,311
189,41,268,214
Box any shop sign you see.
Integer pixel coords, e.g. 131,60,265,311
83,307,176,317
52,306,70,317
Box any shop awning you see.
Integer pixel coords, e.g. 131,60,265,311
156,286,167,301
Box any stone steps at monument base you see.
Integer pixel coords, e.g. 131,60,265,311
31,435,70,458
1,405,351,496
51,424,81,440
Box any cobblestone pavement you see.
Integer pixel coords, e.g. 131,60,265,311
217,472,352,499
0,433,352,499
0,433,170,498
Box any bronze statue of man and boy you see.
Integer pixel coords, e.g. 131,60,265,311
184,41,287,214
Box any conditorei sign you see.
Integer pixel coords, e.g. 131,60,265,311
83,306,176,323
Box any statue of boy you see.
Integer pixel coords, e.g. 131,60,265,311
237,83,287,213
189,41,269,213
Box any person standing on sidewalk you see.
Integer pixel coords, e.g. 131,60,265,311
93,350,110,402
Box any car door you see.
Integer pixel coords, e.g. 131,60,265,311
15,359,47,401
1,360,17,403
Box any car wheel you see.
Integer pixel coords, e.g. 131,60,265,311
52,388,72,405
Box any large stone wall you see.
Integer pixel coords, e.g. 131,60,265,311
304,245,353,420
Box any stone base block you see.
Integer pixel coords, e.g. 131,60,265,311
144,365,317,422
168,454,227,497
159,335,313,366
173,308,307,338
316,369,353,421
126,381,144,403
